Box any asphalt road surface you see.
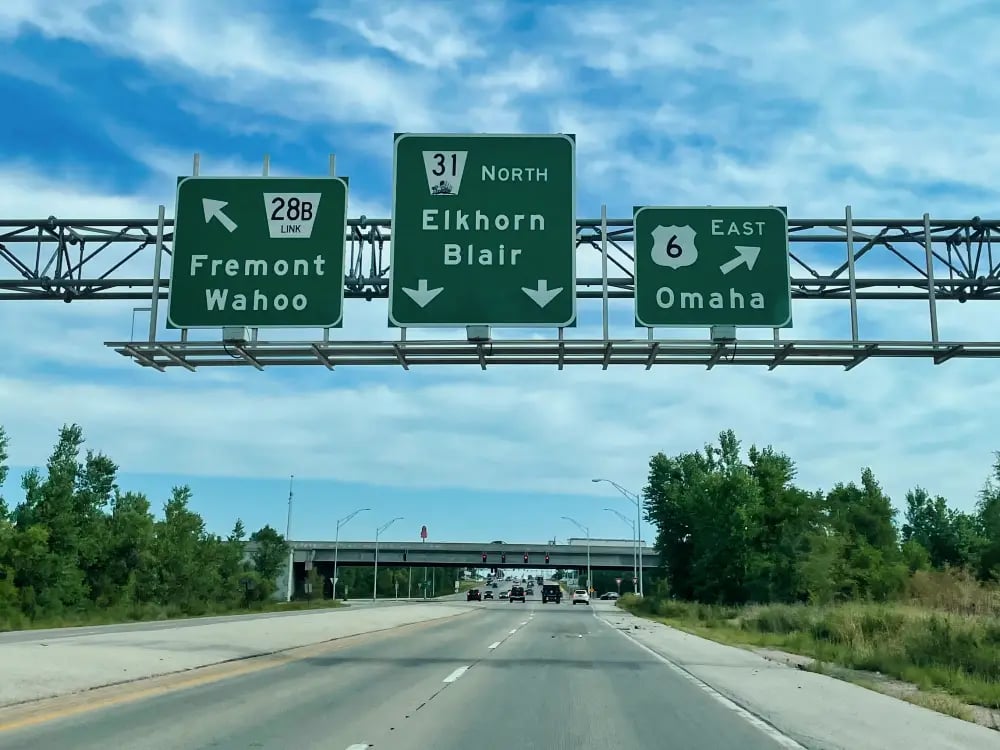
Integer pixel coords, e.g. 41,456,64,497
0,598,793,750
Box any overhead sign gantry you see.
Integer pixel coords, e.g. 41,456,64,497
1,136,999,371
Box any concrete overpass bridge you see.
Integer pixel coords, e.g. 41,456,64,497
286,539,654,571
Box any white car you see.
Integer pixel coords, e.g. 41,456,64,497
571,589,590,605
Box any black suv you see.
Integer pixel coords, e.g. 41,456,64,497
467,588,482,601
541,584,562,603
509,585,526,603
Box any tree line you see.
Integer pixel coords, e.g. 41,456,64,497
0,424,478,630
0,424,292,629
642,429,1000,604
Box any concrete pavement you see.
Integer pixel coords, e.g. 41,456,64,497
0,596,795,749
0,601,473,707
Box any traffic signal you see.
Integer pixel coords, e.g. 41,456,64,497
501,552,506,564
524,552,529,563
482,552,487,563
403,550,407,562
545,552,550,563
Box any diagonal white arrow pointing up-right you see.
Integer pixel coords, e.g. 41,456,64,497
719,245,761,275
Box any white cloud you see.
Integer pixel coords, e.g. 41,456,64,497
1,0,1000,521
313,2,491,71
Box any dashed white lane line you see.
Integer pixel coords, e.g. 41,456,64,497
509,628,518,635
488,641,501,650
345,744,370,749
520,620,528,626
443,666,470,684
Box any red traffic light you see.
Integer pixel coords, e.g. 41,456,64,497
523,552,529,563
482,552,487,563
501,553,506,563
545,553,550,563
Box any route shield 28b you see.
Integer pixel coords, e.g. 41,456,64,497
168,176,348,329
633,206,792,328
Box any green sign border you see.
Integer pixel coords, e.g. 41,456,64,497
387,132,578,329
166,175,349,330
632,205,792,329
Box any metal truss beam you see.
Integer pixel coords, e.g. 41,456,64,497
105,338,1000,370
4,209,1000,370
2,213,999,302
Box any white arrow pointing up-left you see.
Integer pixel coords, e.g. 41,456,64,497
202,198,238,232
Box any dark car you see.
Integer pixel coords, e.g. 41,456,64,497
467,588,482,601
541,584,562,603
483,590,494,599
509,585,526,603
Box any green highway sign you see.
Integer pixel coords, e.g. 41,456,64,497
168,177,348,329
633,206,792,328
389,133,576,327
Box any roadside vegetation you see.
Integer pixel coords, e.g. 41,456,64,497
619,429,1000,717
0,424,300,631
0,424,479,632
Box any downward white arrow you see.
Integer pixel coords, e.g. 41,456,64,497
719,245,761,275
521,279,563,308
401,279,443,308
202,198,238,232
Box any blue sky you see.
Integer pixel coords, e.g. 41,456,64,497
2,0,1000,544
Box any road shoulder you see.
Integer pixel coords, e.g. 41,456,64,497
594,605,999,750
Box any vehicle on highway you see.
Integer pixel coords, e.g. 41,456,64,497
509,585,526,603
526,587,534,595
467,588,482,601
483,590,494,599
499,590,509,599
599,592,619,600
541,584,562,603
571,589,590,605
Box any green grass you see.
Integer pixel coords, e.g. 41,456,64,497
0,597,344,633
617,577,1000,712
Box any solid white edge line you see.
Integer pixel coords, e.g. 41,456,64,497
596,609,806,750
443,665,470,683
488,641,501,649
345,745,370,750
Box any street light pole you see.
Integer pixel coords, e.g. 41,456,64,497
333,507,370,600
604,507,637,592
284,475,294,602
593,478,644,597
561,516,591,593
373,516,404,600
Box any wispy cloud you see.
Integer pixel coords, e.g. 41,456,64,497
1,0,999,519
